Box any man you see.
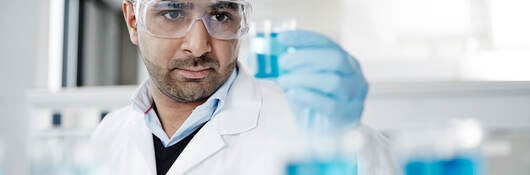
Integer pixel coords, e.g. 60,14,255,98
91,0,397,174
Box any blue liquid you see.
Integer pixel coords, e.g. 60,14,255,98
252,32,286,78
255,54,279,78
443,157,479,175
404,156,481,175
405,159,443,175
286,157,358,175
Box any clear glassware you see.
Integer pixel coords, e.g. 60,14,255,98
285,112,364,175
30,137,115,175
393,119,485,175
248,19,296,79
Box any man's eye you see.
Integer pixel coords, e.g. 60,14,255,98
211,13,232,22
161,10,184,20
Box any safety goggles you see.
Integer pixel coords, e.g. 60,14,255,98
135,0,251,40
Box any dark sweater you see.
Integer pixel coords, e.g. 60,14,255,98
152,125,204,175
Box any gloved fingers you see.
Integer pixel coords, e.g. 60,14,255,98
296,108,343,134
277,73,361,99
285,88,367,114
279,49,358,75
286,89,364,128
277,30,340,48
285,88,344,116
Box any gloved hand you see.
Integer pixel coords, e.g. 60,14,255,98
276,30,369,133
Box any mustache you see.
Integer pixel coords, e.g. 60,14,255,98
169,55,219,70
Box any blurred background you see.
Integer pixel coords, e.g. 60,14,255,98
0,0,529,174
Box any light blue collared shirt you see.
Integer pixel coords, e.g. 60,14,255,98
131,68,238,148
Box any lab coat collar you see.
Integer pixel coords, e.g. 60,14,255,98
215,62,262,135
126,111,157,175
130,79,153,113
166,62,263,174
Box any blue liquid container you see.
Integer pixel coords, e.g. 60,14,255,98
286,156,358,175
251,32,286,78
404,155,482,175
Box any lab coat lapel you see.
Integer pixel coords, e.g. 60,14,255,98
216,63,261,135
166,63,262,174
166,121,225,175
126,112,157,175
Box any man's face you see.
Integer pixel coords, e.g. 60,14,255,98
140,23,239,103
124,1,240,103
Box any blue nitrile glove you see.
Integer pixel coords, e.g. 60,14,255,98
276,30,369,133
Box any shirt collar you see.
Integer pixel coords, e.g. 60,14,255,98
206,67,238,115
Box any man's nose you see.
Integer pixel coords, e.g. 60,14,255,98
181,20,212,57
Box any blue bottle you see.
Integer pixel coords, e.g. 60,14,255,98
397,119,485,175
442,155,482,175
404,154,482,175
286,156,358,175
285,121,362,175
405,158,441,175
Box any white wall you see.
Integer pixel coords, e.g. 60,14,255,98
0,0,42,174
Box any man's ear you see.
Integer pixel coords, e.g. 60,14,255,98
123,0,138,45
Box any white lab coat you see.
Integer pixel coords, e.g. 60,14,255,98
90,63,398,175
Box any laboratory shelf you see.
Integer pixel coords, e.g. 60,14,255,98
31,129,93,138
369,81,530,98
364,81,530,132
26,86,137,146
27,85,137,109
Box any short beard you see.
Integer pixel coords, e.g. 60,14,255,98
144,55,236,103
